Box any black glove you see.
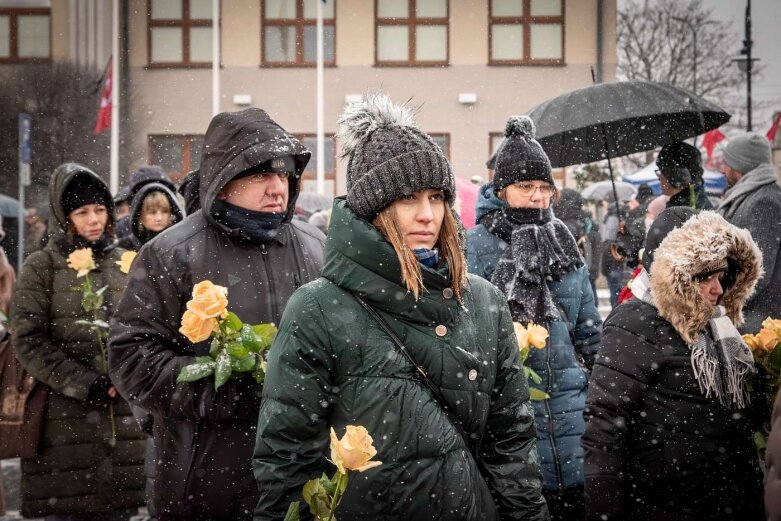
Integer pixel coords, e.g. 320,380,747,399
86,375,114,408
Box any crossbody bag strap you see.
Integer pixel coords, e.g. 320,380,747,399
351,292,477,457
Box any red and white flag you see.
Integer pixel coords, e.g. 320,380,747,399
94,61,112,135
767,114,781,143
701,128,726,161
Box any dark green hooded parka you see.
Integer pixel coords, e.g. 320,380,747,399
12,163,145,517
253,198,548,521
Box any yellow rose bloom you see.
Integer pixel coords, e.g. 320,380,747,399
762,317,781,344
757,328,779,352
187,280,229,319
329,425,382,475
116,251,137,274
527,323,549,349
179,309,218,343
67,248,96,278
514,322,530,350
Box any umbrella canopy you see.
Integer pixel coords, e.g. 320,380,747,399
527,80,730,168
581,180,637,202
295,191,333,214
622,162,728,195
455,177,478,229
0,194,21,218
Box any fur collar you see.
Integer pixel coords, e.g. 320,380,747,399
650,211,763,344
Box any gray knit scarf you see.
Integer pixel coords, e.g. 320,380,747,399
631,268,755,409
718,163,779,221
482,207,583,324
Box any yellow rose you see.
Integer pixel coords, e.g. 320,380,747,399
329,425,382,475
743,334,760,352
514,322,530,350
527,323,549,349
762,318,781,344
186,280,229,319
67,248,95,278
179,309,218,343
756,328,779,352
116,251,137,274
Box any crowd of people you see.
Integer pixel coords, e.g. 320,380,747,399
0,93,780,521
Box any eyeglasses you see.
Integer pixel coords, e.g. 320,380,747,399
510,182,554,196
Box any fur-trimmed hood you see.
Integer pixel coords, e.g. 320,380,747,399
650,211,763,344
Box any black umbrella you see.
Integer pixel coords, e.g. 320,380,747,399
527,80,730,168
528,80,729,222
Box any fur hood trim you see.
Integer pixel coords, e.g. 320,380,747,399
650,211,763,344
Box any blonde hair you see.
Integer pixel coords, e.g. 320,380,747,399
141,191,171,215
372,201,466,302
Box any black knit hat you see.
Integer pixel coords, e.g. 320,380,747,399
492,116,553,192
636,183,654,204
337,93,454,219
656,142,703,187
643,206,696,272
62,174,112,217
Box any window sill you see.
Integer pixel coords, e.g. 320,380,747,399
145,62,218,69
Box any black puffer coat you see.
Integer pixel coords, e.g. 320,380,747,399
12,164,145,517
583,212,765,520
253,199,548,521
108,109,325,520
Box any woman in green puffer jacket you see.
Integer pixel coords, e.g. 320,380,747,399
12,164,145,520
253,94,548,521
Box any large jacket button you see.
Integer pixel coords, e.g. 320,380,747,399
435,325,447,337
442,287,454,299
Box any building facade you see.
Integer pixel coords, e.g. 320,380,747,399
7,0,618,195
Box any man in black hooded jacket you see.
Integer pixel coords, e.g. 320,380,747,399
108,108,325,520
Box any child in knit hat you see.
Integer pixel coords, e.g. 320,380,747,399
254,93,549,520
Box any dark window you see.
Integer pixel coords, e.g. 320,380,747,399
375,0,448,66
0,6,50,63
296,134,336,196
148,0,215,67
262,0,335,66
489,0,564,65
429,133,450,160
148,134,203,182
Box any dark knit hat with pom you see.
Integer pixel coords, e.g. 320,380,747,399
492,115,553,192
337,92,454,219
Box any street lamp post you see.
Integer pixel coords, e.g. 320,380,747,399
733,0,758,131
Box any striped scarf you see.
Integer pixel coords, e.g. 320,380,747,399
631,268,755,409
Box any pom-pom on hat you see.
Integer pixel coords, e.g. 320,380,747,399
491,116,553,192
337,92,455,220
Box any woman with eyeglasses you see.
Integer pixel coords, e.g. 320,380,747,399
467,116,602,520
582,208,764,520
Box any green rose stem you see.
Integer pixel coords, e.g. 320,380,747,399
325,472,346,521
82,272,117,444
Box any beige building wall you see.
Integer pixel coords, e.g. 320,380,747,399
125,0,617,195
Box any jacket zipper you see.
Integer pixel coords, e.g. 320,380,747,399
544,336,564,491
258,243,279,320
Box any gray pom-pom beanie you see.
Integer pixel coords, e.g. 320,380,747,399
492,115,553,192
337,92,455,219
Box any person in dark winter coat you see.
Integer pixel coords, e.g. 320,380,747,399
601,201,630,309
178,169,201,215
766,387,781,520
253,93,548,521
12,164,146,519
108,108,325,521
466,116,601,520
718,132,781,333
116,182,184,251
552,189,600,300
583,208,765,521
656,141,712,210
114,165,176,243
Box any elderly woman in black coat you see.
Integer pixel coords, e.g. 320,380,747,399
583,208,765,520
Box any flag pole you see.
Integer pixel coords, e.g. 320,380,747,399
315,0,325,195
110,0,120,194
212,0,220,116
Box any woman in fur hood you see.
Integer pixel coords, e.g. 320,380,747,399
582,208,765,521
